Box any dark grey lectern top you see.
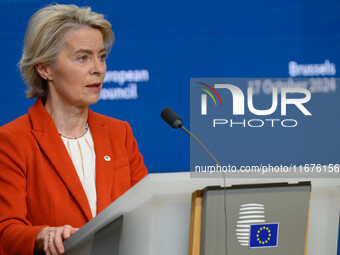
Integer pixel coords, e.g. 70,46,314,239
66,215,123,255
201,182,311,255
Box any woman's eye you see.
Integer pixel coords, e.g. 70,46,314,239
99,54,107,61
78,55,88,62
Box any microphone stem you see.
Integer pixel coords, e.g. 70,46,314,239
180,125,228,255
180,125,222,168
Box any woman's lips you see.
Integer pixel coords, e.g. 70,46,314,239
85,83,101,91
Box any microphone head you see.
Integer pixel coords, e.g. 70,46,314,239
161,107,183,129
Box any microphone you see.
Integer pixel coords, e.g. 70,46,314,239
160,107,183,129
160,107,221,167
161,107,229,255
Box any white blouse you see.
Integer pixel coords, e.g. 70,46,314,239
61,128,97,218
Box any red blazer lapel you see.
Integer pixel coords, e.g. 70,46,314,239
29,99,93,221
88,110,114,214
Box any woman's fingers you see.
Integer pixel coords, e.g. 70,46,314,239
42,228,51,255
45,229,59,255
39,225,79,255
68,226,80,236
54,227,66,254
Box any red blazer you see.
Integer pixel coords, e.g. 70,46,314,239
0,99,148,255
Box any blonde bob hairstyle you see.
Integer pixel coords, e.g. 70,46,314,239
19,4,114,98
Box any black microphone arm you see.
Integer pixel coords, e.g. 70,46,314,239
179,126,222,167
160,107,222,167
160,107,228,255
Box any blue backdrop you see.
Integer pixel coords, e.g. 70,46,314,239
0,0,339,173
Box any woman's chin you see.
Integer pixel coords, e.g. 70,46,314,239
83,94,101,106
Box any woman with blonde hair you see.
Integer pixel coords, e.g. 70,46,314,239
0,4,147,255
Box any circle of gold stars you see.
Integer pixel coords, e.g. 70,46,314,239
256,227,271,245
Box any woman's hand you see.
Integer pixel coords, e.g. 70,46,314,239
34,225,79,255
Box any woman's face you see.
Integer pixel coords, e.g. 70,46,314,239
46,26,107,108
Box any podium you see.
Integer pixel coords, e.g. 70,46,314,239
64,173,340,255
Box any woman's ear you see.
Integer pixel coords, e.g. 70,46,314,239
35,63,52,81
